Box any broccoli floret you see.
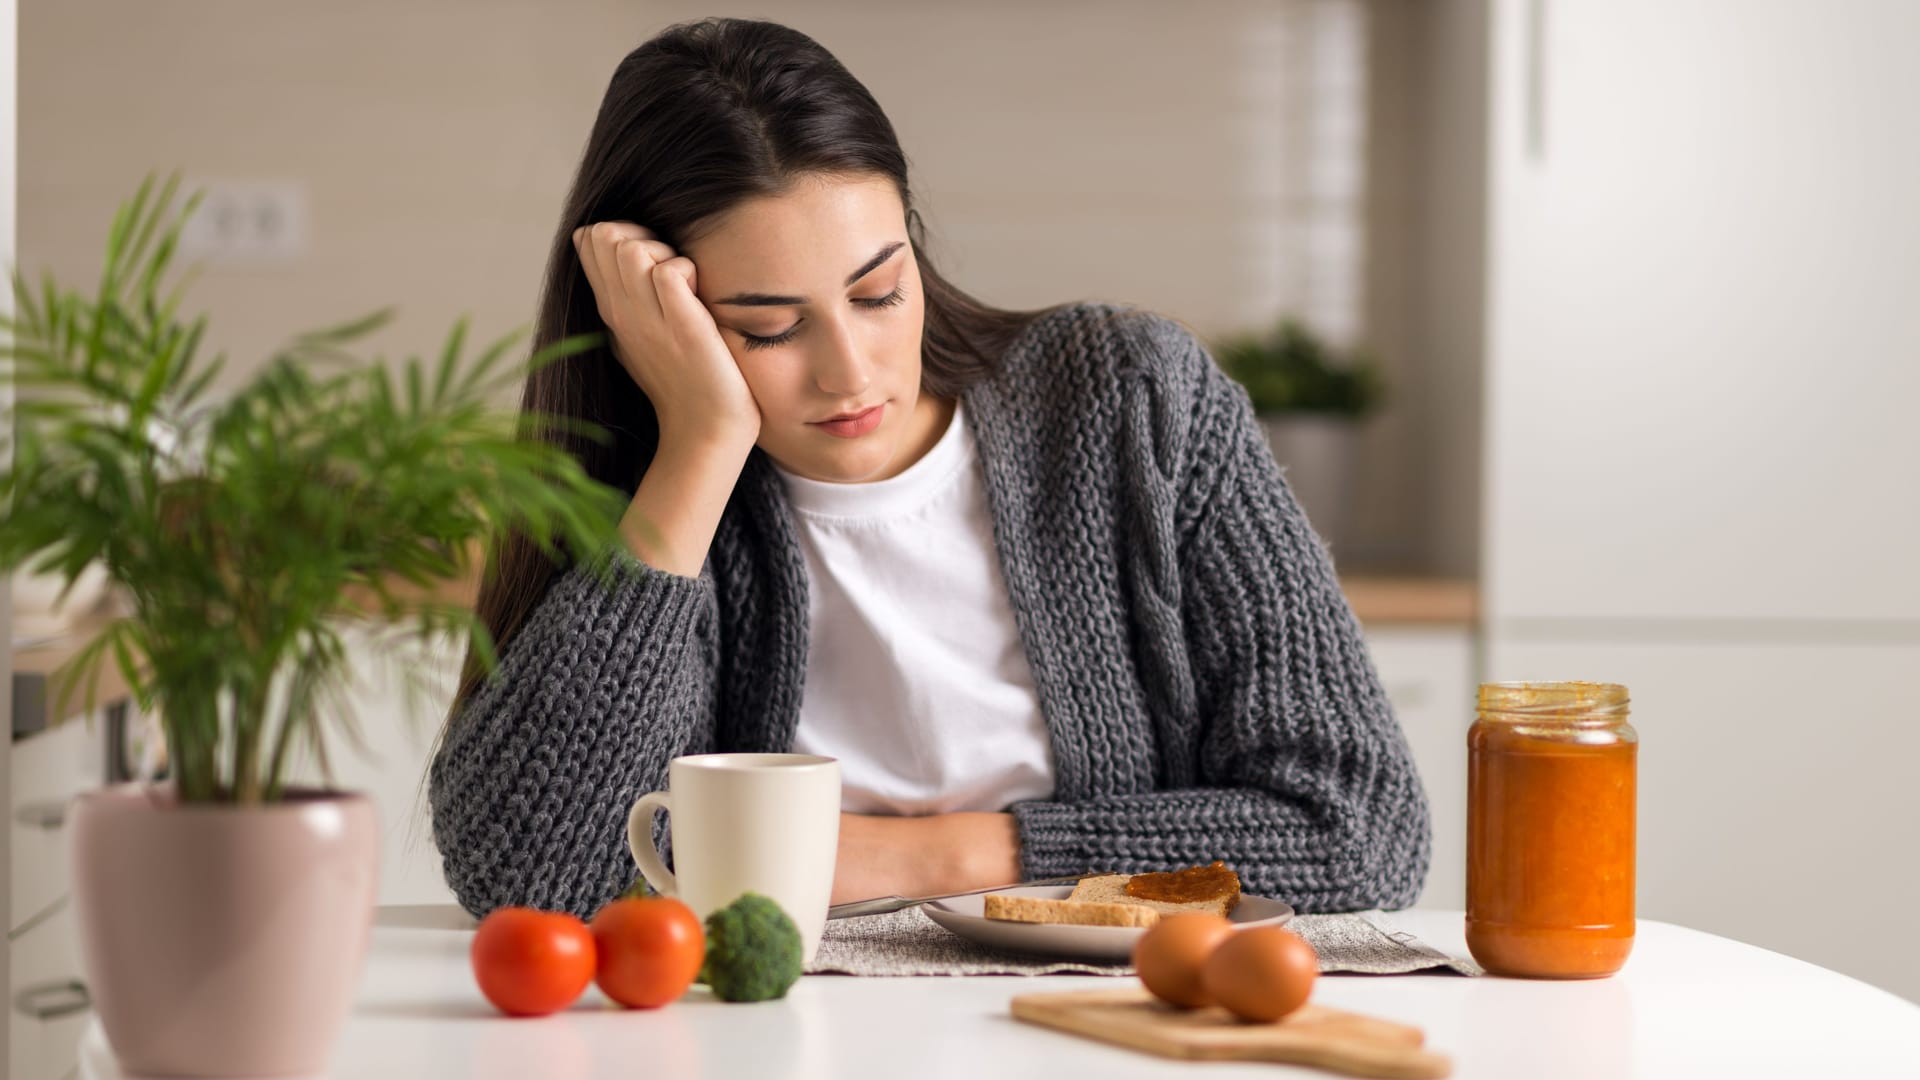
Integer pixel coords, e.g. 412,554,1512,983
700,892,803,1002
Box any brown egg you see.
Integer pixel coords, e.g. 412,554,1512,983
1201,925,1318,1022
1133,912,1237,1008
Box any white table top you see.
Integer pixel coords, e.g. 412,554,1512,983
80,907,1920,1079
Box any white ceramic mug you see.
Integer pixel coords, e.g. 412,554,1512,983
627,753,841,964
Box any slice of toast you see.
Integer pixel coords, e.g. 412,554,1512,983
982,868,1240,928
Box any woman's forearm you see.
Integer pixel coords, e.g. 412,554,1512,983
430,557,720,920
935,812,1023,890
831,811,1023,905
1009,783,1430,912
621,429,757,578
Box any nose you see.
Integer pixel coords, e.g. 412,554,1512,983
811,317,872,397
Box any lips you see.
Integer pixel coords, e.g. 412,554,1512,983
811,403,885,439
817,404,881,423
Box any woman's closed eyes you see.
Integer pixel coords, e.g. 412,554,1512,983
736,284,911,351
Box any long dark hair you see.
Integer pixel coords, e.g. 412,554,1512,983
448,17,1062,720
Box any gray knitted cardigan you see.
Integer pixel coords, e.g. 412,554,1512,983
429,301,1431,920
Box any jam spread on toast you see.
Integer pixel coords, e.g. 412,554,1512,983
1124,861,1239,903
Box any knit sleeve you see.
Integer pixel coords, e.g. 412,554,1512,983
1009,327,1432,913
427,549,720,920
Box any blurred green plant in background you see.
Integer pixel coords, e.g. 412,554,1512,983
1213,317,1387,418
0,172,629,803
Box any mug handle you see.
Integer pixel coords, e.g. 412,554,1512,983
626,791,677,897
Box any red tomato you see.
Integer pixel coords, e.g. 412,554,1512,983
590,896,706,1009
470,907,596,1017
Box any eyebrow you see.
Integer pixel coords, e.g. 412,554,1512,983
710,241,907,307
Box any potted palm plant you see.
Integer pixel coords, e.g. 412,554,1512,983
0,174,628,1077
1214,317,1386,559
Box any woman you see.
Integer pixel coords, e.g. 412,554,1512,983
428,16,1430,921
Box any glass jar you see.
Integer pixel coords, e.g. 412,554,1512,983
1466,681,1637,978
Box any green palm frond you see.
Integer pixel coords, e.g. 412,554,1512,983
0,170,627,804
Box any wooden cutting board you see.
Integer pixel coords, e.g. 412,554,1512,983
1010,986,1453,1079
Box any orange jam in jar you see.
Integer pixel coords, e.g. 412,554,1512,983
1467,681,1637,978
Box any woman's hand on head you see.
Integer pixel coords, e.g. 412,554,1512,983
573,221,762,449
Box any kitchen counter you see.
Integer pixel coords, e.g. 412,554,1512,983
11,613,132,738
75,907,1920,1078
1341,576,1477,626
352,556,1479,626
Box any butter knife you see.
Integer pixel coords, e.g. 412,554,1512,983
827,873,1103,920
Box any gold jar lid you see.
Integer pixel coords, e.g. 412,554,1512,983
1478,681,1630,719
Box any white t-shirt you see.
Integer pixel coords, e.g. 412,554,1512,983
772,400,1057,816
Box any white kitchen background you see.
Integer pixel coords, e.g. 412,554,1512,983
5,10,1916,1079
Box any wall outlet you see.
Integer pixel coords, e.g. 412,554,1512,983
176,179,309,264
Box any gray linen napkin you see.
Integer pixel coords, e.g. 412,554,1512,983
806,907,1483,977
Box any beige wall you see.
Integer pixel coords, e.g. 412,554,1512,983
19,0,1475,574
19,0,633,399
2,0,16,1067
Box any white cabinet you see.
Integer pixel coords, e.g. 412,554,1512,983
1476,0,1920,1004
10,717,97,930
9,898,88,1080
8,716,103,1080
1363,624,1478,910
1484,0,1920,623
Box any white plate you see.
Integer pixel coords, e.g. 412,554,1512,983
923,885,1295,962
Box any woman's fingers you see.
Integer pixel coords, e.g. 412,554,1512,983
576,223,655,292
575,220,682,332
570,226,600,296
585,222,639,309
573,225,616,323
615,238,671,325
650,257,711,349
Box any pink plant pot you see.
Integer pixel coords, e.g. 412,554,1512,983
68,783,379,1077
